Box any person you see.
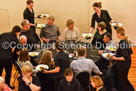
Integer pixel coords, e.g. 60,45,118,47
111,27,135,91
40,15,61,44
0,25,21,88
18,48,33,70
62,19,80,42
12,35,27,63
58,68,83,91
92,22,107,50
23,0,40,31
43,40,70,91
89,2,114,34
70,46,102,76
18,65,41,91
0,76,13,91
97,33,116,73
90,75,106,91
37,50,55,91
20,19,41,51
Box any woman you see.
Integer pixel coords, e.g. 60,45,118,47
58,68,83,91
43,40,70,91
89,2,114,34
0,76,13,91
62,19,80,42
18,65,41,91
90,75,106,91
37,50,55,91
23,0,40,31
0,25,21,88
92,22,107,50
111,27,135,91
18,48,33,70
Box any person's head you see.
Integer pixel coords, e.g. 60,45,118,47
19,35,27,44
47,15,55,26
39,50,52,66
11,25,21,36
55,40,64,52
26,0,34,9
116,27,130,43
98,22,106,31
103,33,112,43
0,77,5,90
19,48,30,62
21,19,30,30
66,19,74,30
64,68,73,82
77,46,86,57
21,65,33,78
93,2,102,12
90,75,104,88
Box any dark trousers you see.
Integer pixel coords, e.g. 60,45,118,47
0,58,12,86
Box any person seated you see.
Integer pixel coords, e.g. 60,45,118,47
70,46,102,76
92,22,107,50
98,33,116,55
20,19,41,51
43,40,70,91
62,19,80,42
37,50,55,91
0,76,13,91
90,75,106,91
18,48,33,70
40,15,61,44
18,65,41,91
58,68,83,91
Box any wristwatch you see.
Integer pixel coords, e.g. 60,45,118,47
28,82,31,85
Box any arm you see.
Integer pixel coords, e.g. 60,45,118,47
57,28,61,40
111,56,125,61
89,14,95,33
40,28,50,42
92,61,102,75
76,28,81,41
43,67,60,73
105,10,114,23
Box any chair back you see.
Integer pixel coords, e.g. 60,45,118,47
15,61,22,77
75,71,90,91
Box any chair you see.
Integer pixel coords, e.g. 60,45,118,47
12,61,22,87
75,71,91,91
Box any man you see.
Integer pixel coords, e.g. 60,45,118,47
40,15,61,44
70,46,102,76
20,19,41,51
98,33,116,55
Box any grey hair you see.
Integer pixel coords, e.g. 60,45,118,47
21,19,29,27
19,35,27,40
0,77,4,84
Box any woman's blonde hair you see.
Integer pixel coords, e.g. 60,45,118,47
39,50,54,67
66,19,74,27
91,75,104,88
21,65,33,75
116,27,130,43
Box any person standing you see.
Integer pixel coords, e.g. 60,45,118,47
111,27,135,91
0,25,21,88
89,2,114,34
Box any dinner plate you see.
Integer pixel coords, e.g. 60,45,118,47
106,46,117,51
40,14,49,18
36,64,49,71
102,53,115,59
112,22,123,27
82,33,92,39
69,53,74,58
29,52,39,57
36,24,45,28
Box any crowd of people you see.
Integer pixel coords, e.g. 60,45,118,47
0,0,135,91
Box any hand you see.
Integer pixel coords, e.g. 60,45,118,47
111,56,117,60
37,15,41,18
99,72,103,75
36,45,40,48
98,50,103,55
43,70,48,73
22,77,30,85
45,39,50,43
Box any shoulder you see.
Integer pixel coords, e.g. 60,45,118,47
101,10,108,13
63,27,69,32
73,27,79,31
24,8,29,13
53,24,59,28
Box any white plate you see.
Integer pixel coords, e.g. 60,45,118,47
36,24,45,28
106,46,117,51
36,64,49,71
82,33,92,37
29,52,39,57
69,53,74,58
40,14,49,18
102,53,115,59
112,22,123,27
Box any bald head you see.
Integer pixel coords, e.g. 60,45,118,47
19,35,27,44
